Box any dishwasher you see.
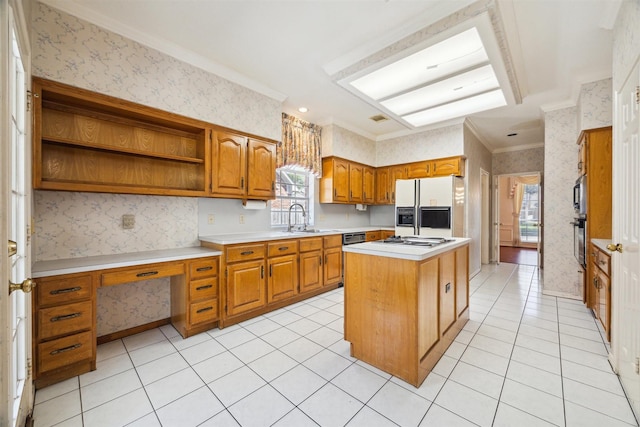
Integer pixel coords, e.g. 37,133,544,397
341,232,366,286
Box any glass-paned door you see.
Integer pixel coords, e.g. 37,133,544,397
518,183,539,244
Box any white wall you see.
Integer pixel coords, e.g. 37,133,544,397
375,124,464,166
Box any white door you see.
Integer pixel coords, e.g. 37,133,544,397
613,56,640,418
1,2,33,425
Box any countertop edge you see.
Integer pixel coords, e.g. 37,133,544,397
32,247,222,278
199,226,394,245
592,238,613,254
342,238,471,261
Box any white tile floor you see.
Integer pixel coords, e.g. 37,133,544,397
33,263,640,427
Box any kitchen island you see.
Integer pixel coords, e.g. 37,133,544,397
343,237,470,387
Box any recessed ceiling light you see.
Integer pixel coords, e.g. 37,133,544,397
298,107,308,113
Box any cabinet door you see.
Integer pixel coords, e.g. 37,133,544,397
349,163,364,202
247,138,276,199
365,231,381,242
406,161,431,179
363,166,375,204
212,131,247,196
226,260,266,316
578,137,587,175
300,250,323,293
333,159,350,202
267,255,299,303
375,167,390,204
324,247,343,286
455,245,469,316
439,251,456,335
433,158,462,177
597,269,610,336
389,166,406,204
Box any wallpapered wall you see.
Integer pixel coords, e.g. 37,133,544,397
543,107,581,298
492,147,544,176
464,128,492,276
31,2,284,335
578,78,613,131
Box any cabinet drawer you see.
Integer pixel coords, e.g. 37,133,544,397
189,277,218,301
299,237,322,252
37,274,92,307
268,240,298,257
38,331,93,374
596,250,610,276
226,244,266,262
323,234,342,248
189,258,218,280
101,262,185,286
38,301,93,340
189,299,218,325
366,231,381,241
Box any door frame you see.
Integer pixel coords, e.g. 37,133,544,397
480,168,490,264
493,171,542,265
1,0,33,424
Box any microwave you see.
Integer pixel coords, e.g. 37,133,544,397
573,175,586,216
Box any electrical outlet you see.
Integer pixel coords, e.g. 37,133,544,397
208,214,215,224
239,215,245,224
122,214,135,229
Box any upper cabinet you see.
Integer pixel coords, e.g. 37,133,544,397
33,78,209,197
210,132,276,200
33,78,277,200
321,155,464,205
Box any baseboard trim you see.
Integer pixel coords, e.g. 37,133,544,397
97,318,171,344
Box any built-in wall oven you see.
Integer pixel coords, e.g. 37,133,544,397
572,217,586,268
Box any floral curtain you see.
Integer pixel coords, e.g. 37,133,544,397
278,112,322,177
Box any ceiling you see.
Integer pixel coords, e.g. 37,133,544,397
40,0,619,152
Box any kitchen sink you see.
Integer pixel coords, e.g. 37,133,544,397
281,228,337,234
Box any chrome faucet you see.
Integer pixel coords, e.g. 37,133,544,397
287,203,306,232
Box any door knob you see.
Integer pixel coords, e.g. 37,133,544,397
8,240,17,257
9,278,36,295
606,243,623,253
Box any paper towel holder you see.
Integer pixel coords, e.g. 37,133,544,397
242,200,268,210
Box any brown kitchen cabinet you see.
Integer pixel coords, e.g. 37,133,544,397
349,162,364,203
389,165,407,204
320,157,350,203
579,127,612,318
299,237,323,293
406,160,432,179
381,230,396,239
433,156,465,177
590,243,611,340
224,244,267,317
33,272,97,389
171,256,220,338
365,230,381,241
211,131,276,200
33,77,209,197
323,234,343,286
439,251,456,334
363,166,375,204
267,240,299,303
375,167,391,204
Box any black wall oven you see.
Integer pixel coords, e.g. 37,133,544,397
572,217,586,268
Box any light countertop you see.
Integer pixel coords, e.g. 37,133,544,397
32,247,222,277
199,226,394,245
342,237,471,261
592,238,613,254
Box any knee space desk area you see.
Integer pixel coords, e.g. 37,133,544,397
31,247,221,389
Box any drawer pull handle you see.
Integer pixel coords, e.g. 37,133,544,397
278,246,289,251
196,306,214,314
241,251,254,256
50,312,81,322
599,260,607,265
196,266,213,272
196,284,213,291
136,271,158,277
50,286,81,295
50,343,82,355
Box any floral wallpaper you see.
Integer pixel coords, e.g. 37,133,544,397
543,107,582,298
492,147,544,176
31,2,282,335
613,0,640,90
578,78,612,131
322,124,376,165
375,124,464,166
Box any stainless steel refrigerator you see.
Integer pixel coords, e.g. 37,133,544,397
394,176,465,238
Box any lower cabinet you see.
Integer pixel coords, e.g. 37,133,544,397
171,256,220,338
299,237,323,293
323,235,343,287
33,272,96,389
268,254,299,303
590,243,611,340
439,251,456,334
226,259,267,316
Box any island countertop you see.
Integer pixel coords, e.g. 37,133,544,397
342,237,471,261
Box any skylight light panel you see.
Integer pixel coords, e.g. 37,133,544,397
380,64,500,116
349,27,488,101
402,89,506,127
